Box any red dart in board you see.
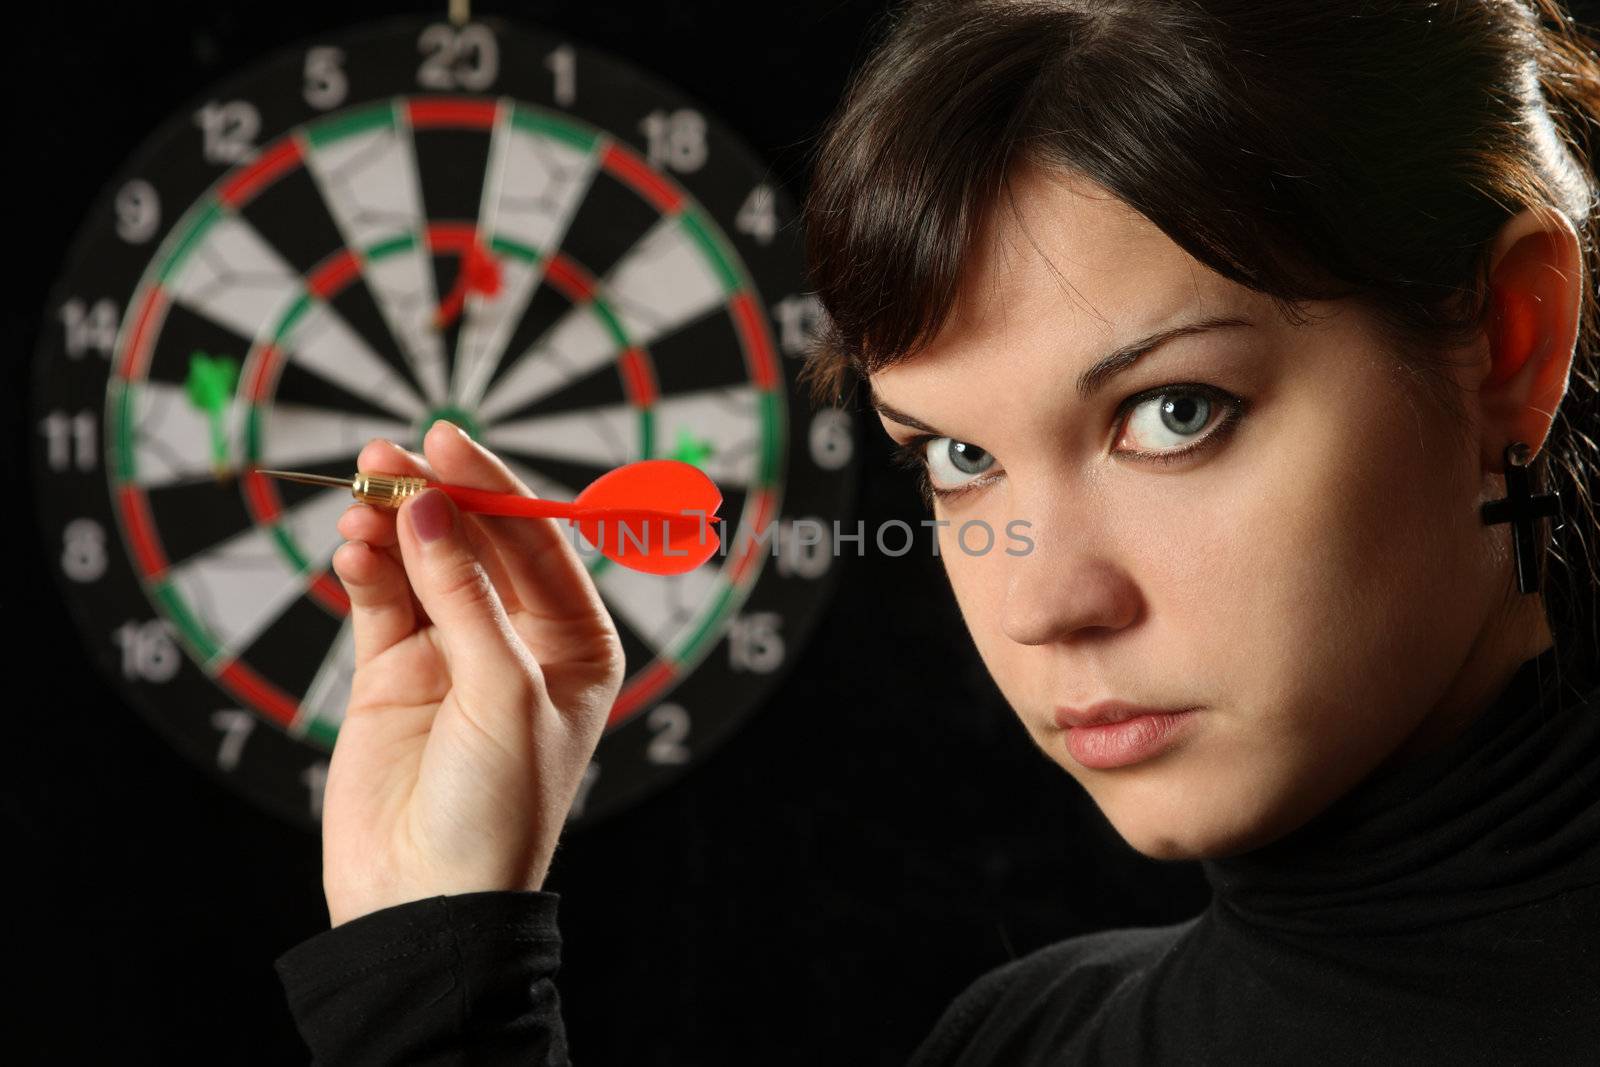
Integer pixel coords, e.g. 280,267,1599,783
256,458,723,576
431,240,502,331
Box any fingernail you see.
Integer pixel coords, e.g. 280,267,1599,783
381,438,420,460
409,489,454,543
427,418,468,440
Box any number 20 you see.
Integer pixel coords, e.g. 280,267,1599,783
417,23,498,91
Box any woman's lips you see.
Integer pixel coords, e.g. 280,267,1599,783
1054,702,1201,769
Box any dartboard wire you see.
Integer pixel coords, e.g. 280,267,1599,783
295,100,450,408
450,99,605,412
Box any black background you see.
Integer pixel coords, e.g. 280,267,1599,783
22,0,1581,1062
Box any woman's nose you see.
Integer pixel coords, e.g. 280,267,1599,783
998,516,1142,646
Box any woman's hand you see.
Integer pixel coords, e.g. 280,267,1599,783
319,422,625,927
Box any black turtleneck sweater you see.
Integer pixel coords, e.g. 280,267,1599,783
275,645,1600,1064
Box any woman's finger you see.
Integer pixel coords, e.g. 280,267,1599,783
418,421,611,629
337,502,396,547
347,436,529,614
330,539,417,669
394,486,540,711
356,436,428,482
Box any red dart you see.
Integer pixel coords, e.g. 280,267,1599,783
256,458,723,576
432,240,503,329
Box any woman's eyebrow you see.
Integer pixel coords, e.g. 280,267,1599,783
870,313,1255,434
871,395,945,435
1076,315,1254,400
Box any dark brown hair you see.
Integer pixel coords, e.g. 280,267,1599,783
800,0,1600,678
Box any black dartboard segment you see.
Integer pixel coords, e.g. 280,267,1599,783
30,15,859,829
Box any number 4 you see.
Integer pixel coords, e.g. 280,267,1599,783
736,184,778,245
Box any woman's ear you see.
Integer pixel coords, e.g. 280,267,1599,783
1478,205,1584,472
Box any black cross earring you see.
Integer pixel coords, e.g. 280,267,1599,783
1480,441,1561,594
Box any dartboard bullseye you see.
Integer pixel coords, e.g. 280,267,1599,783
30,15,858,828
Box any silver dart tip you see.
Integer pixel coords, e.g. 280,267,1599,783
254,469,355,489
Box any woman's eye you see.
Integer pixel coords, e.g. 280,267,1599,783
1115,386,1242,461
887,435,998,501
923,438,997,492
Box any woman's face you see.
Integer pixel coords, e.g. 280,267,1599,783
870,164,1546,861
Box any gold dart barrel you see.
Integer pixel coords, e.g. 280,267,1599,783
349,472,430,509
257,469,429,510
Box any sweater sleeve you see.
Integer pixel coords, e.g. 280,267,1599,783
274,889,569,1067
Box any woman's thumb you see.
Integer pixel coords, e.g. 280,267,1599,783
400,488,528,682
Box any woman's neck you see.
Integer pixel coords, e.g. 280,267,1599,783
1199,637,1592,936
1379,593,1555,771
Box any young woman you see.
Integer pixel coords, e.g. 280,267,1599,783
276,0,1600,1062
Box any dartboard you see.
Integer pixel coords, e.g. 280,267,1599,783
29,15,858,829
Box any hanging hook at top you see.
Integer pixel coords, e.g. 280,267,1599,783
449,0,471,27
